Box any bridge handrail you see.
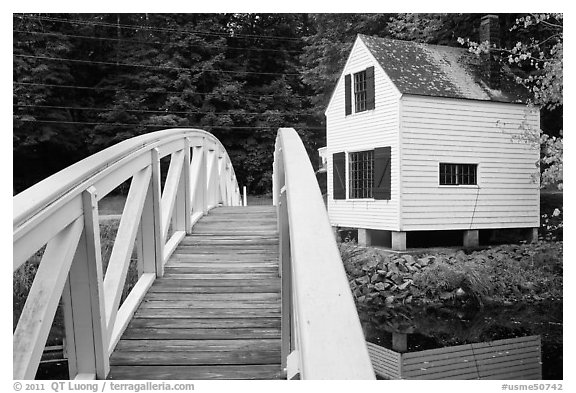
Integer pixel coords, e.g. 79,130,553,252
13,128,241,380
15,128,233,229
273,128,375,379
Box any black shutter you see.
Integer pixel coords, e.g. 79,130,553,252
333,152,346,200
344,74,352,116
373,147,391,200
366,66,375,110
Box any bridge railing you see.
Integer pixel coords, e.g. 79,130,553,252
13,129,241,380
272,128,375,379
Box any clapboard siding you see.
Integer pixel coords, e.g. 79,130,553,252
326,38,402,230
400,95,540,231
368,336,542,380
366,342,402,380
401,336,542,380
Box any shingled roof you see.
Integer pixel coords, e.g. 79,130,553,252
359,34,530,103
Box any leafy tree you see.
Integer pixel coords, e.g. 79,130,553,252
458,13,563,190
13,13,318,194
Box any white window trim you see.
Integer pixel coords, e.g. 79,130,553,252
345,147,376,201
349,66,376,116
437,162,481,188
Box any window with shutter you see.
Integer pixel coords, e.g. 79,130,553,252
354,70,367,112
352,66,375,113
366,66,375,110
332,152,346,199
348,150,374,199
344,74,352,116
373,147,391,200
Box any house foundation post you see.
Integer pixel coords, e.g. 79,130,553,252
392,332,408,353
529,227,539,243
391,231,406,251
358,228,372,247
463,230,480,248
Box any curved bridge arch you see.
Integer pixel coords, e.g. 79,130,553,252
14,128,241,379
13,128,375,380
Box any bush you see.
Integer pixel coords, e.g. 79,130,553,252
340,239,563,308
413,258,494,306
13,219,140,334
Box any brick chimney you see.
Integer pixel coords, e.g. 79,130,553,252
479,14,501,88
480,14,501,48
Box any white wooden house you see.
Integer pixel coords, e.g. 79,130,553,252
325,15,540,251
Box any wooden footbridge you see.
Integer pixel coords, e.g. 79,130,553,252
13,128,375,380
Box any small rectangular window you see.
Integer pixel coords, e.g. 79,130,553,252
439,163,477,185
354,70,367,113
349,150,374,198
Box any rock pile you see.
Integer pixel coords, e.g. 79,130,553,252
346,250,434,306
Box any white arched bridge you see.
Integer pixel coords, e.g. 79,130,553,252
13,128,375,380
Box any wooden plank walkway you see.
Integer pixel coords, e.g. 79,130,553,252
107,206,283,380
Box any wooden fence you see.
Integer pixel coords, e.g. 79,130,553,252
367,335,542,380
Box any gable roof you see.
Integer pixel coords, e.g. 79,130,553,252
358,34,530,104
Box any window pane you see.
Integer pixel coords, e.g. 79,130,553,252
439,163,477,186
349,150,374,198
354,71,367,113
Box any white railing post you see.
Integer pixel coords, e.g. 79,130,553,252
217,150,227,205
206,145,219,209
273,149,278,206
190,139,207,216
150,149,165,277
279,186,292,375
172,148,187,233
225,164,233,206
61,187,109,380
136,149,164,277
183,138,193,233
243,186,247,207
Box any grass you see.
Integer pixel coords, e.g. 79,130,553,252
340,240,563,308
13,219,140,345
99,194,126,215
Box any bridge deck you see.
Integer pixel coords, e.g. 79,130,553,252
107,206,283,380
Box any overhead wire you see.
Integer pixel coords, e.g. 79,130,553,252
13,29,304,54
14,103,316,118
14,14,303,42
14,54,302,76
13,15,318,131
15,118,324,130
13,81,311,99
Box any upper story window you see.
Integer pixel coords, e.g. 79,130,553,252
344,66,375,116
439,163,478,186
354,70,368,113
